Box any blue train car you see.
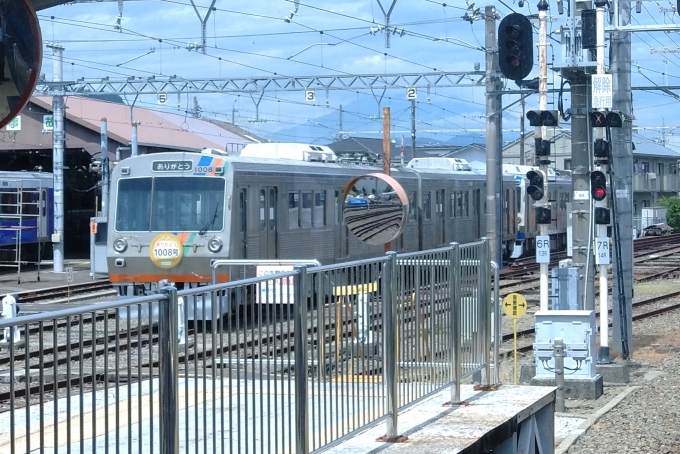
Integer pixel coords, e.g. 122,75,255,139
0,171,54,252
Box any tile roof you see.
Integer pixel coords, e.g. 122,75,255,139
632,134,680,158
327,136,413,161
32,96,254,152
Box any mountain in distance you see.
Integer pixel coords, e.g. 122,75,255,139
259,95,520,147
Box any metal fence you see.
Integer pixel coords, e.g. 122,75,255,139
0,239,497,454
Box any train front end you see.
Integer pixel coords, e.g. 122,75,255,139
107,152,232,319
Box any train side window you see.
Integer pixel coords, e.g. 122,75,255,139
456,192,462,218
335,190,341,225
449,192,456,218
260,190,266,231
463,192,469,217
0,189,17,215
42,190,47,216
21,191,39,215
301,192,312,228
424,192,431,220
313,191,325,227
409,192,416,220
288,192,299,229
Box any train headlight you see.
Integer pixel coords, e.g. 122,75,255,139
207,238,223,253
113,238,128,253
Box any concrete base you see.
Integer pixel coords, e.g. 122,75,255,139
596,361,629,384
520,364,603,399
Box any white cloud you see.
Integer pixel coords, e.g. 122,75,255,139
31,1,680,144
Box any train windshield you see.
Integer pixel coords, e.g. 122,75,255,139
115,177,225,232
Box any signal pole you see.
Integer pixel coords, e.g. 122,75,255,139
610,0,634,359
537,0,550,311
594,1,611,364
485,6,503,266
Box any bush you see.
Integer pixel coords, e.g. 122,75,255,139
658,196,680,231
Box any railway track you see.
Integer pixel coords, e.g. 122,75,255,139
13,280,114,304
498,290,680,357
1,231,679,411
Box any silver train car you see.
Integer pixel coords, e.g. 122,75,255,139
107,144,520,318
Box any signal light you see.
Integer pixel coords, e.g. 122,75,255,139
535,138,551,157
590,110,624,128
591,170,607,201
527,110,559,127
594,139,610,159
581,9,596,50
498,13,534,81
590,111,608,128
526,170,546,201
607,111,623,128
594,207,611,225
535,206,552,225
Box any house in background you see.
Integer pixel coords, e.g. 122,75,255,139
503,129,572,169
503,130,680,217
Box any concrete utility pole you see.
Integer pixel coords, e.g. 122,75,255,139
568,71,595,309
594,2,610,362
48,42,65,273
100,118,109,216
610,0,634,357
537,0,550,311
520,98,526,165
410,99,417,160
131,121,139,156
484,6,503,267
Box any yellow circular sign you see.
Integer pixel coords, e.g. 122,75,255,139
502,293,527,319
149,233,184,269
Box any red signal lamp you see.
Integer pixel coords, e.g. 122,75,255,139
592,186,606,201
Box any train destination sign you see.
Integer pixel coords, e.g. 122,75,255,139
152,160,193,172
342,173,409,245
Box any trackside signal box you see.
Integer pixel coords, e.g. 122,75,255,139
90,216,108,278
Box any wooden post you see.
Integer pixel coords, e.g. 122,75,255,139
383,107,391,252
383,107,391,176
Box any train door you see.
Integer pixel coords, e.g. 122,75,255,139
435,189,445,245
237,188,248,258
334,189,349,260
258,187,278,258
38,189,48,237
473,189,481,238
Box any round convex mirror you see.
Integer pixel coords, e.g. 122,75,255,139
0,1,42,129
342,173,409,245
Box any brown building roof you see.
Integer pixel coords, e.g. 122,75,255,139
29,96,254,154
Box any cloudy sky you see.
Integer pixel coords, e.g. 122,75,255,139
35,0,680,146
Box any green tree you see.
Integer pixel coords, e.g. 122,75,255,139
658,196,680,231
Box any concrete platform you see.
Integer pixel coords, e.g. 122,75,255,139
325,385,556,454
520,364,604,399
